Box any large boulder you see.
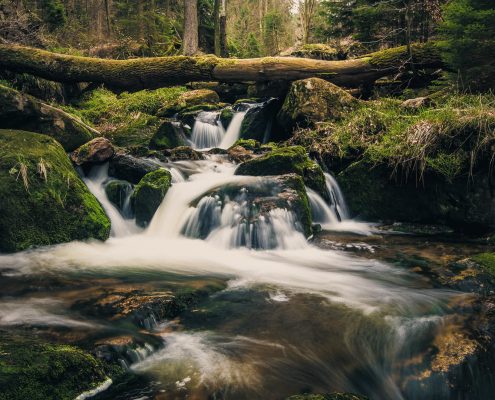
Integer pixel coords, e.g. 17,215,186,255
108,153,161,184
338,160,495,231
239,98,279,142
71,137,115,166
277,78,359,133
131,169,172,227
0,84,97,151
149,120,188,150
235,146,329,201
105,180,133,215
0,130,110,253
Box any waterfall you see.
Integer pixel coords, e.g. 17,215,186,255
325,172,350,220
190,111,225,149
83,163,140,238
219,111,248,149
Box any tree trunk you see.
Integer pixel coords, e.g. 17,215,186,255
0,43,443,91
183,0,198,56
219,0,228,57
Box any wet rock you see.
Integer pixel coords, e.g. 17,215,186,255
149,120,188,150
0,84,96,151
71,137,115,166
0,130,110,253
169,146,205,161
277,78,360,133
220,106,235,128
228,145,255,163
235,146,329,201
105,180,133,214
239,98,279,142
131,169,172,227
108,153,160,184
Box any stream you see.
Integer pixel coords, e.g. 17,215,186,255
0,111,492,400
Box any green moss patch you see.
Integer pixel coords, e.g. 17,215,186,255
472,253,495,276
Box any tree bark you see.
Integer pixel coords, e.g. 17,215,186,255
0,43,443,91
183,0,199,56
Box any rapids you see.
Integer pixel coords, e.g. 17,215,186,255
0,155,477,400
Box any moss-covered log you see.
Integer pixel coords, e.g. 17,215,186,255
0,43,443,91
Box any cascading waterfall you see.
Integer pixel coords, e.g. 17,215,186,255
219,103,254,149
190,111,225,149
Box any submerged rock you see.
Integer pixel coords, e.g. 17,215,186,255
277,78,359,134
108,153,160,184
169,146,205,161
71,137,115,166
149,120,188,150
105,180,133,214
0,129,110,253
0,84,96,151
131,169,172,227
235,146,329,201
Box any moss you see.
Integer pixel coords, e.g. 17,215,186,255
157,89,220,117
105,180,133,212
368,42,442,70
149,120,187,150
0,333,108,400
472,253,495,276
220,106,235,127
131,169,172,227
0,129,110,253
232,139,260,151
235,146,328,200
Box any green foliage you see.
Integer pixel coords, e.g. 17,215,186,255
472,253,495,276
40,0,66,30
66,86,186,147
440,0,495,90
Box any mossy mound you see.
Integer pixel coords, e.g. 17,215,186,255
149,120,188,149
277,78,359,133
235,146,328,201
0,333,108,400
131,169,172,227
0,84,95,151
0,129,110,253
289,43,340,60
158,89,220,117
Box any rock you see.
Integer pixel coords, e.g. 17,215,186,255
149,120,188,150
220,106,235,128
235,146,329,201
239,98,279,142
0,129,110,253
158,89,220,117
108,153,160,184
71,137,114,166
277,78,360,133
131,169,172,227
169,146,205,161
338,160,495,231
0,332,109,400
187,81,249,103
105,180,133,215
400,96,432,109
0,84,97,151
228,145,255,163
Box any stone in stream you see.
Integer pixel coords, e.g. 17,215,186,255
0,84,97,151
105,180,133,214
71,137,115,166
277,78,360,134
131,169,172,227
238,98,279,142
0,129,110,253
149,119,188,150
235,145,329,202
108,153,161,184
169,145,205,161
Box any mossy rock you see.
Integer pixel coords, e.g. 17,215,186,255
220,106,235,128
158,89,220,117
108,154,161,184
71,137,115,166
0,129,110,253
289,43,340,60
170,146,205,161
131,169,172,227
105,180,133,214
277,78,360,134
0,84,95,151
235,146,329,201
0,332,108,400
232,139,261,151
239,98,279,142
472,253,495,277
149,120,188,150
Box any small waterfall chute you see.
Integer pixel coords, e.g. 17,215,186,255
190,111,225,149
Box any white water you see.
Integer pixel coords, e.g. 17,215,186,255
190,111,225,149
219,111,248,149
83,164,140,237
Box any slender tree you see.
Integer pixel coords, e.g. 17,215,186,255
183,0,199,55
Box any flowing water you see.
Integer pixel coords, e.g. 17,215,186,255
0,156,487,399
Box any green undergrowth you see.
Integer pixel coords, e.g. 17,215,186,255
64,86,186,147
472,253,495,277
289,93,495,181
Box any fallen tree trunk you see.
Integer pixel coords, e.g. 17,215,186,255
0,43,443,91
